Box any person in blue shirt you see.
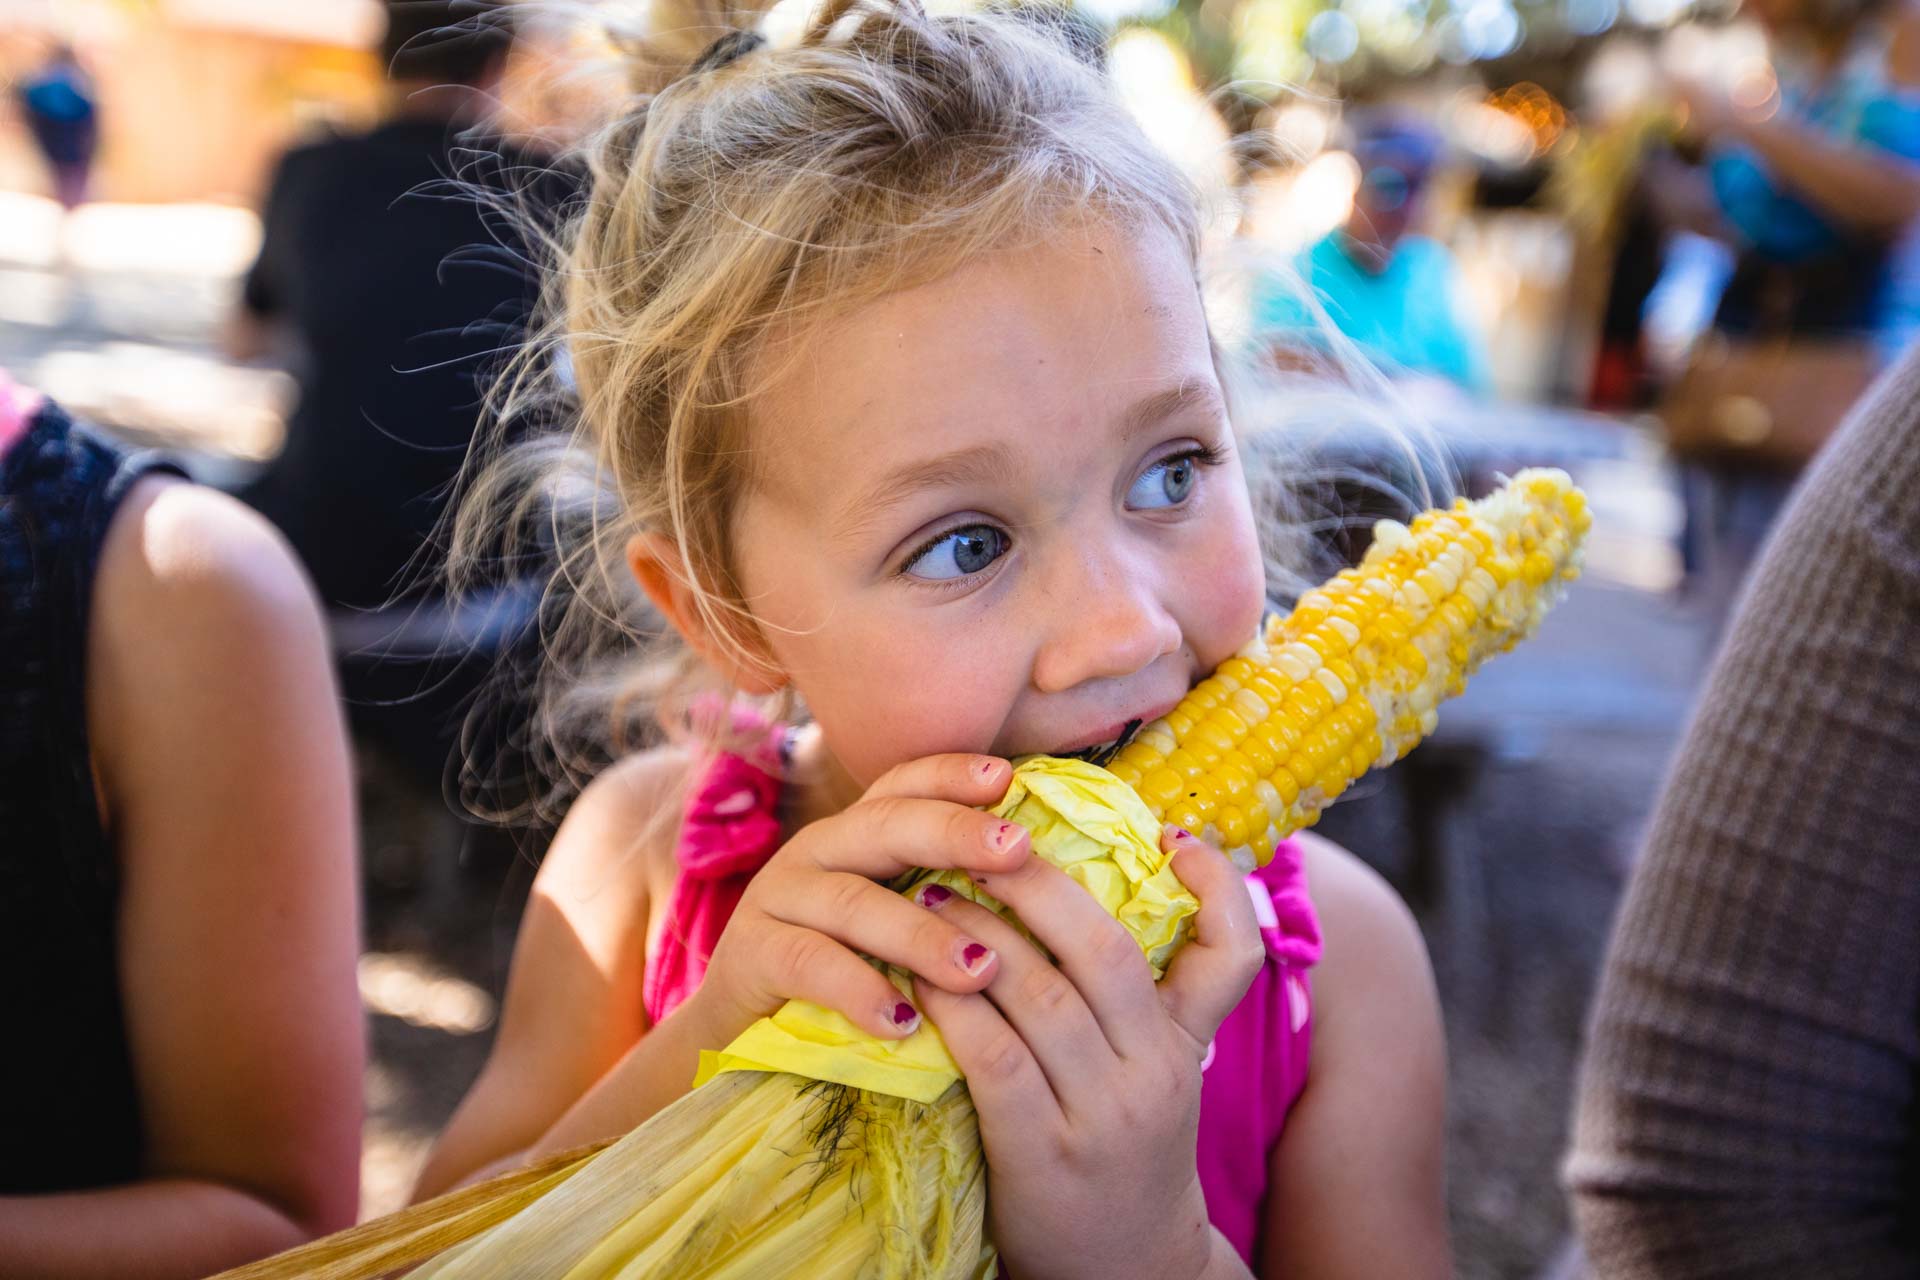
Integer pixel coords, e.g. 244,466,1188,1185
1253,115,1491,393
15,42,97,211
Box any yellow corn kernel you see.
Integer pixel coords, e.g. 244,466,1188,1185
1080,469,1587,868
1216,805,1251,848
1138,765,1185,808
1163,748,1206,780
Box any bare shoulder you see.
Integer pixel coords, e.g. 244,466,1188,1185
535,745,694,907
1294,831,1438,1045
88,476,340,820
97,475,317,624
1297,833,1426,969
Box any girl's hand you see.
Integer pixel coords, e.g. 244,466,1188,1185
688,753,1031,1045
912,827,1265,1280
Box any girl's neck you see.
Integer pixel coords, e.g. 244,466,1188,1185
780,723,868,834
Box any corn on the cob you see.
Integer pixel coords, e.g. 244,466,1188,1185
1107,467,1588,871
207,469,1590,1280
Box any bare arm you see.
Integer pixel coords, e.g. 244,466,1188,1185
1720,114,1920,235
1688,10,1920,236
1259,836,1450,1280
412,752,690,1200
0,479,362,1278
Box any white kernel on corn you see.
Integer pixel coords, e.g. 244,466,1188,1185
1138,726,1177,755
1313,667,1349,705
1275,643,1321,681
1325,616,1361,647
1231,688,1270,723
1371,519,1414,555
1254,778,1285,816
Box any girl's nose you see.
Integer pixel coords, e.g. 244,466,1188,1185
1028,549,1182,694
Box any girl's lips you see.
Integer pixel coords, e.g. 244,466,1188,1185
1051,698,1182,755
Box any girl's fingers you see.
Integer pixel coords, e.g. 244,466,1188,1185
794,793,1030,882
1156,828,1266,1049
959,854,1165,1059
748,919,929,1040
912,973,1063,1136
764,871,998,994
861,753,1014,807
917,887,1118,1108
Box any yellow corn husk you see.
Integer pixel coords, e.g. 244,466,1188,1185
210,470,1589,1280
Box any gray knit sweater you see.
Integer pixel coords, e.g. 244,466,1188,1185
1567,345,1920,1276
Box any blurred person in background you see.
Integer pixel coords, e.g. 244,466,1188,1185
227,0,576,790
1568,340,1920,1280
1252,113,1492,395
0,372,362,1277
14,41,97,215
1648,0,1920,615
227,0,562,618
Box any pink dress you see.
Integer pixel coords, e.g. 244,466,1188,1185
642,722,1324,1270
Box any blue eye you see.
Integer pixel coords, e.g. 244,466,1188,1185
904,524,1009,581
1128,452,1201,510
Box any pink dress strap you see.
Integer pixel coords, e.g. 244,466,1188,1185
1194,835,1323,1267
640,702,792,1028
0,369,44,459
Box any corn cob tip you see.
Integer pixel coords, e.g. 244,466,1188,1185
1105,468,1589,869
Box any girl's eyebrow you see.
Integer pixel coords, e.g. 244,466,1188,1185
1120,378,1227,441
834,442,1019,545
833,379,1224,545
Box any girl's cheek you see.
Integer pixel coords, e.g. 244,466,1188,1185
806,619,1014,780
1192,492,1268,658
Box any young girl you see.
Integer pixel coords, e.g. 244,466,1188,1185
417,2,1449,1274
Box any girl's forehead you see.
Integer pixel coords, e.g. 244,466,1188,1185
747,223,1214,503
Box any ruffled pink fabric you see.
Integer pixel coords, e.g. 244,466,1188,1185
1195,835,1322,1266
639,701,790,1028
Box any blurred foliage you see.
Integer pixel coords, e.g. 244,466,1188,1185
1119,0,1729,102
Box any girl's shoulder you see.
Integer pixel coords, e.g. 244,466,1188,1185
1292,832,1434,1031
536,745,697,908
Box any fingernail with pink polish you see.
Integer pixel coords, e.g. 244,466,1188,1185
891,1001,920,1031
1171,827,1193,841
986,822,1022,853
917,883,953,909
976,758,1003,782
959,940,993,976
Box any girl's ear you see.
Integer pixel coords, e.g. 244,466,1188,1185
626,532,789,696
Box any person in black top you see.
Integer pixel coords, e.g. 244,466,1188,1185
228,0,559,615
0,375,361,1276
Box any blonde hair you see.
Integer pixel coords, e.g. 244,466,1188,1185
450,0,1420,823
